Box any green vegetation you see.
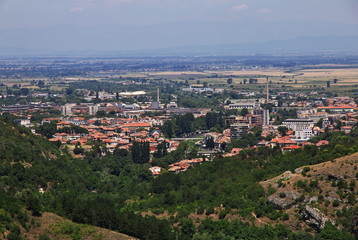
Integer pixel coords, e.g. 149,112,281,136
0,118,357,239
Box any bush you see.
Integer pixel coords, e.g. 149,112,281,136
332,200,340,207
39,233,51,240
279,192,286,198
205,207,214,215
196,207,204,215
302,167,310,176
267,187,276,196
297,194,305,202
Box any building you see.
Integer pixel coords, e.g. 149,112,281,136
61,103,76,116
228,100,259,110
88,104,100,116
2,104,29,112
230,123,250,140
14,119,31,127
295,129,314,140
282,119,314,131
62,103,100,116
167,102,178,108
253,109,270,126
246,114,263,127
317,105,354,112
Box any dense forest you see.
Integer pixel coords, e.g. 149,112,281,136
0,117,357,239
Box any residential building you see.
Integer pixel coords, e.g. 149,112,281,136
230,123,250,140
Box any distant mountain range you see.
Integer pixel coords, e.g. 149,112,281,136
1,35,357,57
0,18,357,56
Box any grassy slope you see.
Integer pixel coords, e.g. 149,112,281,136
6,212,137,240
260,152,358,232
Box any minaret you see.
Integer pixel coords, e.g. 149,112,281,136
266,76,269,103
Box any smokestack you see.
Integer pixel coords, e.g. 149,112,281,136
157,87,160,103
266,76,269,103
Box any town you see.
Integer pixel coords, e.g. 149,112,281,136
2,64,357,177
1,55,358,239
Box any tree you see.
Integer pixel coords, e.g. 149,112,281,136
221,141,227,151
227,78,233,84
20,88,29,96
131,141,150,164
315,118,323,128
333,78,338,84
249,78,258,84
205,112,218,129
74,142,84,155
154,141,167,158
278,126,288,137
240,108,249,117
162,120,175,138
27,193,42,216
37,80,45,88
96,110,106,117
206,137,215,149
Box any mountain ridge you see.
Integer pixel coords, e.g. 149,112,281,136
1,35,358,56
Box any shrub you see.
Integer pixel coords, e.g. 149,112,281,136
302,167,310,176
279,192,286,198
297,194,305,202
282,213,289,221
267,187,276,196
332,200,340,207
39,233,51,240
205,207,214,215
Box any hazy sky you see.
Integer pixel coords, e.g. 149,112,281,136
0,0,357,53
1,0,357,29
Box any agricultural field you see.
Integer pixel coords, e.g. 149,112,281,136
137,65,358,95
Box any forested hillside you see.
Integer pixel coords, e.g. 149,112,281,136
0,117,357,239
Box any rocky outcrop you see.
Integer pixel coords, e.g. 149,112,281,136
267,195,295,210
302,205,334,230
280,171,295,180
267,191,302,210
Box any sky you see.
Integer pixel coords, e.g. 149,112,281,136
0,0,358,29
0,0,357,52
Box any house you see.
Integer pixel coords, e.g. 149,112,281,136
120,122,151,131
149,166,164,177
56,121,71,129
270,136,298,148
282,145,301,152
231,148,242,154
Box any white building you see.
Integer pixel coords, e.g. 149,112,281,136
228,100,259,110
282,119,314,131
61,103,76,116
88,104,100,116
295,129,314,140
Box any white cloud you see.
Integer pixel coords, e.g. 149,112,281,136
258,8,271,14
70,7,84,13
230,4,249,12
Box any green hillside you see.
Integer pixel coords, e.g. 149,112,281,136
0,117,357,239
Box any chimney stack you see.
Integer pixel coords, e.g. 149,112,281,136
266,76,269,103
